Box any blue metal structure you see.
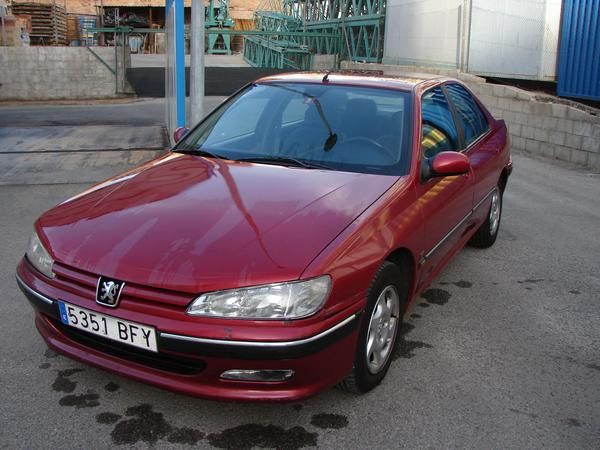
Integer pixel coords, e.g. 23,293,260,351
557,0,600,101
165,0,186,134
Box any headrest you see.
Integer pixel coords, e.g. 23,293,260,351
346,98,377,118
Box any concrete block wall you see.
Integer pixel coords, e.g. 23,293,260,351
0,47,118,100
312,55,337,70
342,62,600,171
468,83,600,170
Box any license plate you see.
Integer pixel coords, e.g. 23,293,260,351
58,301,158,352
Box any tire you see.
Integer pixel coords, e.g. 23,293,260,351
469,184,503,248
339,262,407,394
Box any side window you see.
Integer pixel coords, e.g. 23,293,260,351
421,87,459,158
445,83,489,147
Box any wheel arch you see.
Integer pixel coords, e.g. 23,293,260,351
384,247,416,306
499,168,509,193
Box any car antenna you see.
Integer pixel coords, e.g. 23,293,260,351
322,70,332,82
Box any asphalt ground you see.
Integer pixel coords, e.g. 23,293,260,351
0,97,225,127
0,99,599,449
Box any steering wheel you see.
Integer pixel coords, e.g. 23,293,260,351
343,136,395,161
287,131,346,159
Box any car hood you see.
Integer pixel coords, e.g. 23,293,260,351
38,153,399,293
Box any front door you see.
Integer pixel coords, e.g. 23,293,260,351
416,86,474,287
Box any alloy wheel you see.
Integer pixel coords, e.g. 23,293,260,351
366,285,400,374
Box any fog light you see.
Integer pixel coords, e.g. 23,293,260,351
220,369,294,382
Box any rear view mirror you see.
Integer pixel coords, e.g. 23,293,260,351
422,151,471,180
432,151,470,176
173,127,189,144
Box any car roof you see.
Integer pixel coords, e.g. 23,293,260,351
255,71,455,93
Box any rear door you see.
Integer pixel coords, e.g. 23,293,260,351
444,83,499,223
416,86,474,285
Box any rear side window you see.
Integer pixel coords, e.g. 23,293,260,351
445,83,489,147
421,87,459,158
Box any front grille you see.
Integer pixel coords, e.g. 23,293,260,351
51,262,194,308
53,319,206,375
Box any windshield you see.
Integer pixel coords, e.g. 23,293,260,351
177,82,413,175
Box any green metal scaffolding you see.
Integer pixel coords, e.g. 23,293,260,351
245,0,386,69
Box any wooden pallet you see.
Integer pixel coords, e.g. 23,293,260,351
11,3,67,46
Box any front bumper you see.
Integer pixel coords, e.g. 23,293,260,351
16,263,360,402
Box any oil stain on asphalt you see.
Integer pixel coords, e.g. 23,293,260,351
440,280,472,288
59,390,100,408
394,322,433,359
108,403,204,446
517,278,544,284
310,413,348,429
555,356,600,372
52,368,84,393
208,424,317,450
104,382,120,392
421,288,451,305
96,412,122,425
563,418,582,427
105,403,322,448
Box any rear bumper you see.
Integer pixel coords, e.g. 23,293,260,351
16,268,360,402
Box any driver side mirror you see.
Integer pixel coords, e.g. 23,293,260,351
173,127,189,144
422,151,471,180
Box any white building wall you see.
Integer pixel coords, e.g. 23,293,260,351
383,0,464,68
467,0,561,80
383,0,562,80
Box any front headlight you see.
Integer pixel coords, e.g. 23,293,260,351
187,276,331,320
26,231,55,279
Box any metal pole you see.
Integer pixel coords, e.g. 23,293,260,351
99,0,105,46
1,16,5,47
190,0,205,126
465,0,473,73
114,8,119,94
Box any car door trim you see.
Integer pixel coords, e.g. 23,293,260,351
422,187,495,262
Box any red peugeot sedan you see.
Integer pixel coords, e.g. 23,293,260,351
16,72,511,401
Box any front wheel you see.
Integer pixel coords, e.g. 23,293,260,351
469,185,502,248
339,262,406,394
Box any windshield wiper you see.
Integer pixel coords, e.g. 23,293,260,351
236,156,330,170
268,83,338,152
174,146,228,160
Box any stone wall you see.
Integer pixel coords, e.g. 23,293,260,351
0,47,118,100
342,62,600,171
468,84,600,170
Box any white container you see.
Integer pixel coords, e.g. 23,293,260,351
383,0,562,81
